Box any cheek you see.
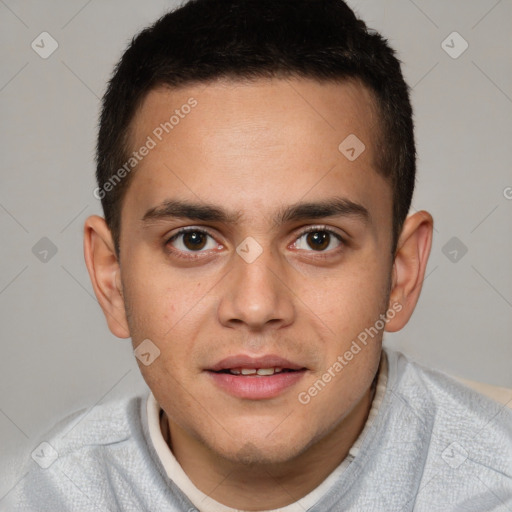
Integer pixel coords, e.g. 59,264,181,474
303,258,388,327
123,259,203,336
123,266,210,368
291,349,380,450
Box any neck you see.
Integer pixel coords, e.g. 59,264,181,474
161,373,379,510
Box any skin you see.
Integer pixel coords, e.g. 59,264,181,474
84,77,433,510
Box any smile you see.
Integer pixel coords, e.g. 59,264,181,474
206,355,307,399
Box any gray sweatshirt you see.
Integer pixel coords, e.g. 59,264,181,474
5,348,512,511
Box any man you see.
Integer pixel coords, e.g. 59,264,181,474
11,0,512,510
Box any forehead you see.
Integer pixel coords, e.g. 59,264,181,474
123,77,390,233
130,77,380,158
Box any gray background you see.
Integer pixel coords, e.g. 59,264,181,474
1,0,511,500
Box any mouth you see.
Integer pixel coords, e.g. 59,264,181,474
205,355,307,399
212,367,301,376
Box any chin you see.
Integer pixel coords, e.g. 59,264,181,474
206,427,313,467
226,441,302,466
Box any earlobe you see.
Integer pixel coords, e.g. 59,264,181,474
83,215,130,339
385,210,434,333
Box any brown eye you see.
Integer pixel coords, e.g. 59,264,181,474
182,231,207,250
294,228,344,253
167,229,219,254
306,231,330,251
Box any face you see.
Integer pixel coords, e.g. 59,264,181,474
118,77,395,464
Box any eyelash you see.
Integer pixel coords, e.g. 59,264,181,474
165,225,346,260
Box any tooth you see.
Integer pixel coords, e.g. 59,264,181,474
241,368,257,375
230,369,241,375
256,368,275,376
274,367,283,373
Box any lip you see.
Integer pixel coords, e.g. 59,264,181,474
206,354,307,400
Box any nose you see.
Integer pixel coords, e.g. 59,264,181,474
217,245,295,332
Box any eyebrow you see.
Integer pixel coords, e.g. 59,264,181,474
141,197,370,227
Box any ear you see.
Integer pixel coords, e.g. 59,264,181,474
385,210,433,332
83,215,130,339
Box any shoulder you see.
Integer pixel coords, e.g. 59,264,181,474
8,393,163,511
32,392,143,461
387,347,512,424
384,347,512,483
